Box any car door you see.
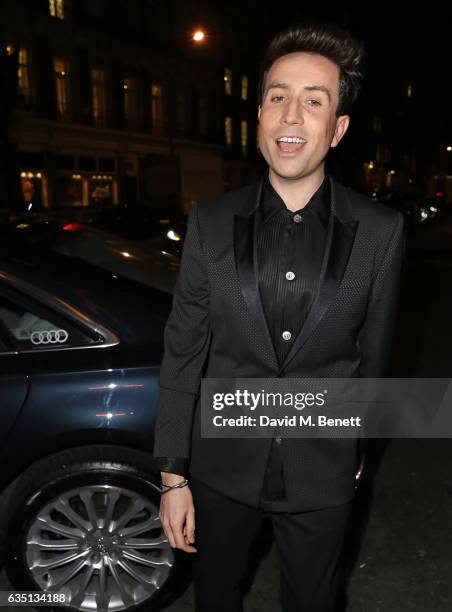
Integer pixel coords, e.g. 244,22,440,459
0,274,119,483
0,292,30,449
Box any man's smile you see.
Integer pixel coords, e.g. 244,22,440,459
275,136,308,154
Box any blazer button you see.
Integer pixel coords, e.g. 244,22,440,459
275,437,282,444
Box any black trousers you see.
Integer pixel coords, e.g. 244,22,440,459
190,476,353,612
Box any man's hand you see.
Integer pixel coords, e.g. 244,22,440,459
159,473,197,553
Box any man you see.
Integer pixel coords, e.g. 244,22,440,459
153,20,404,612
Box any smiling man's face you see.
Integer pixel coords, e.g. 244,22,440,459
258,52,350,186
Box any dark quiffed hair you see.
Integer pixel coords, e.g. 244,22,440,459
258,21,366,116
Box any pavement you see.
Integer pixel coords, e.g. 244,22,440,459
1,218,452,611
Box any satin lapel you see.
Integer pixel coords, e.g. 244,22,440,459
278,185,359,373
233,179,279,369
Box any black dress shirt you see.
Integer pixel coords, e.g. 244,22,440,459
257,174,331,511
156,174,331,510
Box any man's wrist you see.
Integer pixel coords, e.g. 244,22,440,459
160,478,189,494
161,472,187,486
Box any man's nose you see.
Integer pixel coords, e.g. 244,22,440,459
282,99,304,125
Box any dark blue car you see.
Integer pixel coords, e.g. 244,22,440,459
0,222,186,612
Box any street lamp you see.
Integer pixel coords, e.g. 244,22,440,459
192,30,205,43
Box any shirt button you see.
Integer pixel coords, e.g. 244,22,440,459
275,437,282,444
285,271,295,281
293,213,303,223
282,331,292,341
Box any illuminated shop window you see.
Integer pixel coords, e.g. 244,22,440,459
20,171,48,209
56,174,84,207
90,174,114,206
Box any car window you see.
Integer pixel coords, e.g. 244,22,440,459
1,220,181,295
47,228,180,295
0,293,101,352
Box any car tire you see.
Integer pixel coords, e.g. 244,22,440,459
2,445,192,612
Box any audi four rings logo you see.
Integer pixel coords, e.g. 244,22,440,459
30,329,69,345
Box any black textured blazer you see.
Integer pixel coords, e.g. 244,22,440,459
153,175,404,512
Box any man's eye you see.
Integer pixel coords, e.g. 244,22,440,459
270,95,285,103
307,99,321,106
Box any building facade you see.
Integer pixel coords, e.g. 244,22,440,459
3,0,264,218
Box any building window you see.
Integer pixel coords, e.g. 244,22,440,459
123,76,137,128
54,58,71,120
90,174,114,206
17,48,32,103
197,94,208,137
20,171,48,209
78,156,96,171
241,120,248,157
225,116,233,146
151,82,165,135
91,67,107,127
372,115,382,134
407,84,413,98
376,144,391,164
56,174,84,207
86,0,102,17
224,68,232,95
49,0,64,19
176,88,187,134
99,157,115,172
241,75,248,100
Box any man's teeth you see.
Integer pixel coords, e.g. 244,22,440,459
277,137,306,144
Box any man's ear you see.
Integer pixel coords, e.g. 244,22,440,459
331,114,350,148
257,105,261,121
